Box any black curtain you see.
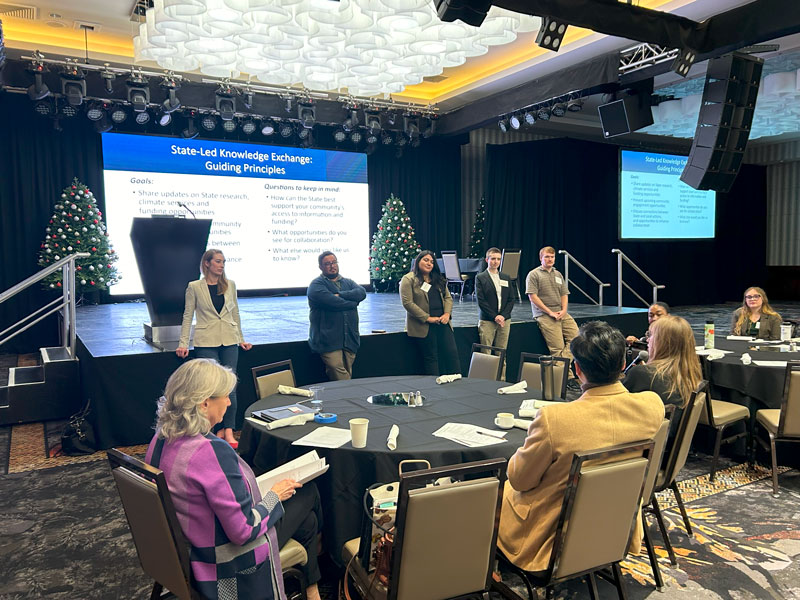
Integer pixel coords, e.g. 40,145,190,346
0,93,105,352
484,138,767,306
367,139,462,253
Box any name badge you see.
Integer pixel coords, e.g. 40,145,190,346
421,282,432,292
755,321,760,329
555,277,563,285
499,280,509,288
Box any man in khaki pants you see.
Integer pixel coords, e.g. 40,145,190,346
525,246,579,380
476,247,515,379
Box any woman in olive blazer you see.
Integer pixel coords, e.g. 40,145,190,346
399,250,460,376
730,286,783,340
177,249,251,446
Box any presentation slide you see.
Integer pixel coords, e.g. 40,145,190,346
101,133,370,295
620,150,716,240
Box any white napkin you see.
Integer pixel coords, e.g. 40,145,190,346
741,353,752,365
498,381,527,394
278,385,314,398
387,424,399,451
513,418,533,430
264,413,315,430
436,373,462,384
704,349,727,361
727,335,755,341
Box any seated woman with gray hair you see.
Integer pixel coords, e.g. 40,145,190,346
146,359,323,600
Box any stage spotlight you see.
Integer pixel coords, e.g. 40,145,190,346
498,118,508,133
100,69,116,93
567,98,584,112
241,118,256,135
33,98,55,116
60,100,79,118
60,76,86,107
509,114,521,130
342,109,359,132
381,131,393,145
201,114,218,131
94,115,113,133
671,47,697,77
216,94,235,121
242,88,254,110
86,101,106,121
156,109,172,127
110,105,128,123
365,111,381,135
27,70,50,101
404,116,419,139
279,121,294,138
261,119,276,136
387,112,397,126
333,128,347,143
537,106,551,121
421,117,436,138
298,125,311,140
298,102,316,129
365,131,379,145
523,111,536,125
127,74,150,112
181,113,199,139
222,118,237,133
350,130,363,144
135,110,151,125
396,134,408,147
536,16,568,52
551,102,567,117
161,86,181,114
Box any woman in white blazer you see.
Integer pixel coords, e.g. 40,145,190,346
177,249,252,447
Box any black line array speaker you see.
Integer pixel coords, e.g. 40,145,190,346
680,52,763,193
597,93,654,138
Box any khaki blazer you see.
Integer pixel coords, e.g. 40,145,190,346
178,278,245,348
498,382,665,572
730,308,783,340
399,271,454,338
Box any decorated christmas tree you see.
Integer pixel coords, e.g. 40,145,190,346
369,194,421,290
38,178,120,292
468,197,486,258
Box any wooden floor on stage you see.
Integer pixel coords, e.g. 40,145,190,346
76,293,648,357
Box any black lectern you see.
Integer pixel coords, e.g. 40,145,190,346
130,217,211,348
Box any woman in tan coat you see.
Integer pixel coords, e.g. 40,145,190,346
399,250,460,376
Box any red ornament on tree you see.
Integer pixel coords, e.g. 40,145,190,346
90,281,95,286
92,247,97,252
56,282,62,287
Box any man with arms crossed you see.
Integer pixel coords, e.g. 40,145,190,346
497,320,664,573
526,246,579,369
475,247,515,378
308,251,366,380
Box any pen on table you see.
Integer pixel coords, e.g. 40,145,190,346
476,430,506,439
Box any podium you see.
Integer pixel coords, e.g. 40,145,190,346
130,217,212,349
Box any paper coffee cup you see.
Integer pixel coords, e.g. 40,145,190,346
494,412,515,429
350,418,369,448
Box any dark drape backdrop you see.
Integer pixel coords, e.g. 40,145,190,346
367,139,462,253
0,93,105,352
484,138,767,307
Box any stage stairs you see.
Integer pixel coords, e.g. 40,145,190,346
0,347,81,425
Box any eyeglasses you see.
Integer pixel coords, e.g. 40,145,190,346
322,261,338,267
744,294,761,300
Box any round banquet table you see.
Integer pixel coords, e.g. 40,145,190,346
238,375,537,564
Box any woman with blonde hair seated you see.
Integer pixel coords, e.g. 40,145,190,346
146,359,323,600
623,315,702,443
731,286,782,340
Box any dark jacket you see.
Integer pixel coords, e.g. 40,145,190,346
308,275,366,354
476,270,515,322
730,308,783,340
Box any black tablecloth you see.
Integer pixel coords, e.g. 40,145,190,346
238,375,534,563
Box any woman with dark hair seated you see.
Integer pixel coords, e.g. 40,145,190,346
625,301,670,346
731,286,782,340
146,359,323,600
399,250,460,376
623,315,701,444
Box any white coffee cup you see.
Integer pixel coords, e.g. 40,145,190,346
350,418,369,448
494,412,515,429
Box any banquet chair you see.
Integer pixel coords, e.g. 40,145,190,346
753,361,800,496
517,353,569,401
493,440,654,600
108,449,308,600
252,359,296,400
644,381,706,567
638,419,671,591
441,251,469,301
499,249,522,302
469,343,506,381
342,458,506,600
699,358,750,481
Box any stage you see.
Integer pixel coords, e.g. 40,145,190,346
76,293,648,448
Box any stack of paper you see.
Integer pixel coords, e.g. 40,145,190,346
518,399,560,418
291,426,352,448
256,450,329,496
432,423,507,448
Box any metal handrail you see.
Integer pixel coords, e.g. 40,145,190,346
611,249,665,308
558,250,611,306
0,253,90,357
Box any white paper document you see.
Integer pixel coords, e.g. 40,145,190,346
432,423,507,448
752,360,788,367
695,347,733,356
256,450,329,496
726,335,755,341
291,426,352,448
518,399,560,418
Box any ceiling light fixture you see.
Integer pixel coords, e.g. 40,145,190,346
523,111,536,125
298,102,316,129
60,61,86,107
551,102,567,117
181,111,199,139
509,114,521,129
536,16,568,52
261,119,276,136
279,121,294,138
110,105,128,123
498,117,509,133
537,106,552,121
201,114,218,131
126,71,150,112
